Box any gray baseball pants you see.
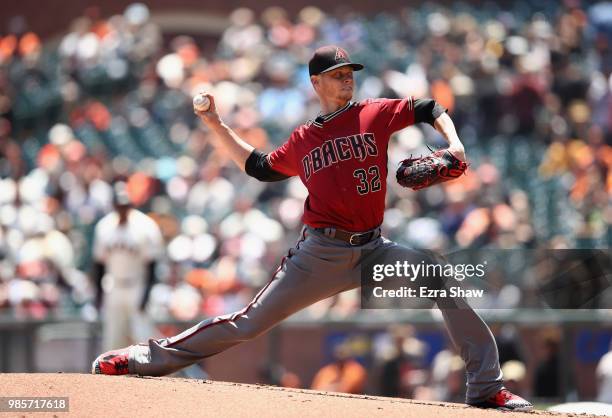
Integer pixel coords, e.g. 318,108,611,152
128,226,503,403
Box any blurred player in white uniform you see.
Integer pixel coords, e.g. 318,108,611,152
93,182,164,351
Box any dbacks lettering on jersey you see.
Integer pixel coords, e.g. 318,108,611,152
302,133,378,181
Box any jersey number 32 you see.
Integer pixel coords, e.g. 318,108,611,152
353,165,381,195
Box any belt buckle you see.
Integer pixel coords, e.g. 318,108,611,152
349,233,361,246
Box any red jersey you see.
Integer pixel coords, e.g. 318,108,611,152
267,97,416,232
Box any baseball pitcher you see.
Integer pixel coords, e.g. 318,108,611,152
93,46,532,411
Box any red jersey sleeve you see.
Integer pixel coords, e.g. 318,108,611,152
267,132,299,177
377,97,416,134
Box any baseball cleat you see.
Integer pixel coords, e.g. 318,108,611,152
91,348,131,375
468,388,533,411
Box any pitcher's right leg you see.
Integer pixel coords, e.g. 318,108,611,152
93,228,358,376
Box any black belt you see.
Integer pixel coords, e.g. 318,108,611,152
315,227,381,246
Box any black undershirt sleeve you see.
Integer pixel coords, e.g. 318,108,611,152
245,150,291,182
413,98,447,126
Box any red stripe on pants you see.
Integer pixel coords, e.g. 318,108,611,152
164,229,307,348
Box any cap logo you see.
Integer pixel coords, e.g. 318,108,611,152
335,48,348,62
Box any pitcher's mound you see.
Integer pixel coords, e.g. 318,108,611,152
0,374,586,417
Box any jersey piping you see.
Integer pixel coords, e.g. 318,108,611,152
310,101,356,128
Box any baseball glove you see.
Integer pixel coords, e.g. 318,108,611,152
396,147,468,190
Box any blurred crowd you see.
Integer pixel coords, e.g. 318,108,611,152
0,1,610,321
264,324,612,404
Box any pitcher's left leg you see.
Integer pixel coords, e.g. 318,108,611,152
359,241,520,407
436,301,503,402
414,247,531,410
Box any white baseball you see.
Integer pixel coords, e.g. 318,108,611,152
193,94,210,112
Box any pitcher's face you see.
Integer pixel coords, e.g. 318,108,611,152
312,66,354,103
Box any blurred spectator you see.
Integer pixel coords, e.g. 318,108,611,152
311,342,367,394
379,324,427,398
419,348,466,403
258,362,302,389
596,341,612,404
501,360,528,397
496,325,526,365
533,331,561,399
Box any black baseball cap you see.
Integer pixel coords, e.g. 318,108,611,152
308,45,364,76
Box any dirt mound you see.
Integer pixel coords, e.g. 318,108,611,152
0,374,589,417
